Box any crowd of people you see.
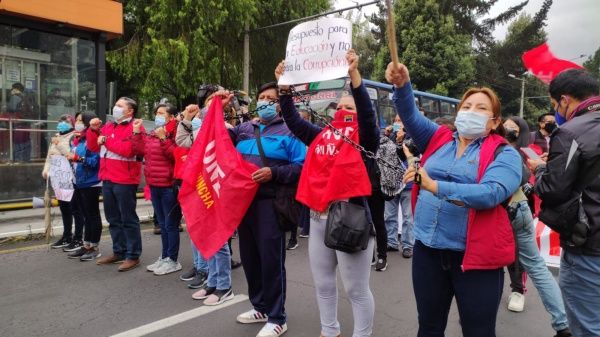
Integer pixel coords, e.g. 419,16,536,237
42,49,600,337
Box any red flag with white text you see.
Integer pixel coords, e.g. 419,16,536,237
522,43,583,84
178,98,259,259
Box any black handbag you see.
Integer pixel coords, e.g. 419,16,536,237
324,200,371,253
253,125,301,232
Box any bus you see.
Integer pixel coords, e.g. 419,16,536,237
292,78,460,128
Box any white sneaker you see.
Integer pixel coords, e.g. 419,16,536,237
507,292,525,312
256,323,287,337
146,257,165,272
153,257,182,275
236,309,268,324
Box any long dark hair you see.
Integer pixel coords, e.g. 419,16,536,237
508,116,531,148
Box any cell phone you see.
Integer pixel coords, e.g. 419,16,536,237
520,147,541,160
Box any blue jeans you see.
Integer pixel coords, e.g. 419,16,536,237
384,195,401,249
560,251,600,336
207,243,232,290
150,186,182,261
511,201,568,332
399,189,415,250
102,181,141,259
191,240,208,273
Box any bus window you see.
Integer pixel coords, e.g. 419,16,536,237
376,88,396,127
420,96,439,119
440,101,454,116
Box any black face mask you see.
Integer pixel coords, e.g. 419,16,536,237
544,122,557,134
505,129,519,143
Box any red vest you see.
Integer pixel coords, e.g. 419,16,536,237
411,126,515,271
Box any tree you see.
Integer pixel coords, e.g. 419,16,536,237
583,47,600,80
107,0,330,110
371,0,475,97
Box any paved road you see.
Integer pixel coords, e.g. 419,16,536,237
0,230,557,337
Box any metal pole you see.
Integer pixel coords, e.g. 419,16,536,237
519,78,525,118
243,24,250,93
8,118,13,162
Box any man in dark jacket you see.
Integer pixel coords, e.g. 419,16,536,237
530,69,600,337
529,112,556,154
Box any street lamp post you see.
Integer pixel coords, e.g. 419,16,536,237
509,73,526,118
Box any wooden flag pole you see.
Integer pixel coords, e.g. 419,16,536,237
385,0,400,69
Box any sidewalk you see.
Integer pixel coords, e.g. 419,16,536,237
0,199,154,239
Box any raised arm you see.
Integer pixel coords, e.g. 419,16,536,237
386,63,439,153
278,95,322,146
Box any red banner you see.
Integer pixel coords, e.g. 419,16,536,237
178,98,259,259
522,43,583,84
296,120,372,212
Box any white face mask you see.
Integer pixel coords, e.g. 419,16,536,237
112,106,125,120
454,111,491,139
74,123,85,132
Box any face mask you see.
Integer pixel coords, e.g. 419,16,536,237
74,123,85,132
554,110,567,126
112,106,125,120
454,111,490,139
543,121,557,134
257,101,277,121
505,129,519,143
191,117,202,130
392,123,401,132
57,121,72,133
154,116,166,128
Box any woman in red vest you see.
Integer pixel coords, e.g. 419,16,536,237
386,62,522,337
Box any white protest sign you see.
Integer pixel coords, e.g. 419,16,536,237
49,155,75,202
278,17,352,85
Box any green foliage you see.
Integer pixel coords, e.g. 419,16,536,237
107,0,330,109
583,47,600,80
371,0,475,97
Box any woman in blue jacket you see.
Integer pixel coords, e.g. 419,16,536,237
66,112,102,261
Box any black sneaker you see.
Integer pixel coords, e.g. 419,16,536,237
286,240,298,250
387,246,399,252
402,248,413,258
80,248,101,261
554,328,572,337
68,247,87,259
180,267,197,282
231,259,242,270
371,255,377,266
188,271,208,289
375,258,388,271
63,240,83,252
51,237,71,249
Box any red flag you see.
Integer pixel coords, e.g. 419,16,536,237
296,119,372,212
522,43,583,84
178,98,259,259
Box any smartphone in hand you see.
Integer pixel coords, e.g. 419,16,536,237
520,147,541,160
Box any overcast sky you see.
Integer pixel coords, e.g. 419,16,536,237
334,0,600,64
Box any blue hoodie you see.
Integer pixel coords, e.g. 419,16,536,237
73,133,100,188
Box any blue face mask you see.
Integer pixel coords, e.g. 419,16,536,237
191,117,202,130
454,111,490,139
57,121,72,133
154,115,166,128
554,109,567,126
392,123,401,132
257,101,278,121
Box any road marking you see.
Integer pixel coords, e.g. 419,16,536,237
109,294,249,337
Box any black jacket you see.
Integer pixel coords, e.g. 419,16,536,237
534,98,600,255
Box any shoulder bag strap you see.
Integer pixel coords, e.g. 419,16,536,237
253,125,269,167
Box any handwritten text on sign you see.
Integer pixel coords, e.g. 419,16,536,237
278,18,352,85
49,155,74,202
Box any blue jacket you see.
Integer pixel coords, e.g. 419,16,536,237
73,135,100,188
229,118,306,198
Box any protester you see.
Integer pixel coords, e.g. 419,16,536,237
502,116,571,336
386,61,522,337
87,97,145,272
44,114,85,251
8,82,33,162
66,112,103,261
529,112,556,154
277,49,377,337
530,69,600,337
229,80,306,336
133,103,183,275
175,103,209,289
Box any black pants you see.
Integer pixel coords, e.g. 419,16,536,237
58,195,85,241
75,187,102,244
368,190,387,259
238,198,287,326
412,241,504,337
